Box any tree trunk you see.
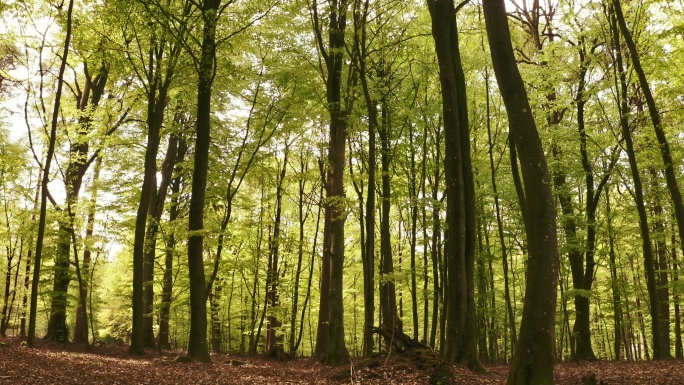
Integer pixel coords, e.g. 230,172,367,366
485,67,516,353
74,155,102,343
379,100,402,336
185,0,220,363
47,60,108,343
294,185,323,353
672,227,683,358
28,0,74,347
483,0,560,383
427,0,481,370
613,0,675,359
314,163,332,357
20,179,40,339
650,169,671,358
606,191,622,360
265,147,288,354
608,4,662,360
290,153,311,355
158,138,187,350
311,0,352,365
353,0,376,356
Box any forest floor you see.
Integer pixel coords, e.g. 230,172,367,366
1,336,683,384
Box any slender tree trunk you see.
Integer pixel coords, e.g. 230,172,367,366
405,119,420,342
672,227,683,358
606,192,622,360
379,101,401,336
608,4,661,360
476,207,489,363
295,186,323,353
142,133,179,347
74,155,102,343
421,121,430,345
430,129,443,349
314,163,332,357
483,0,560,383
265,148,288,356
20,179,40,339
485,68,516,351
290,154,309,355
28,0,74,347
210,280,223,353
352,0,376,356
613,1,681,358
158,139,187,350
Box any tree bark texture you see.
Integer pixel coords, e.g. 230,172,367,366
483,0,560,383
427,0,481,370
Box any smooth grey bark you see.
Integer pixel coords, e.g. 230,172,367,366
483,0,560,383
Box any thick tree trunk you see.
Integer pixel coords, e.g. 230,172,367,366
651,172,671,360
47,61,107,343
427,0,481,370
185,0,219,363
483,0,560,383
311,0,352,365
314,165,332,357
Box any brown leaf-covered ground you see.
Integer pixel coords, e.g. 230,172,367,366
1,337,683,384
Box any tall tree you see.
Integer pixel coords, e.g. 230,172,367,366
310,0,353,365
128,4,185,353
483,0,560,383
427,0,481,369
607,0,663,361
352,0,376,357
184,0,222,363
612,0,678,359
27,0,75,347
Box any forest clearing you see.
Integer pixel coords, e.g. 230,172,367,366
2,0,684,384
2,337,684,385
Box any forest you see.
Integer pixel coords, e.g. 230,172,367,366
0,0,683,383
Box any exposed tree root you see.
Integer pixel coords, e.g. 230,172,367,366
370,324,452,385
264,346,293,362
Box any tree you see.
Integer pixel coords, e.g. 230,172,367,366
310,0,353,365
127,0,187,353
606,0,662,362
427,0,482,369
483,0,560,383
28,0,75,347
612,0,680,360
